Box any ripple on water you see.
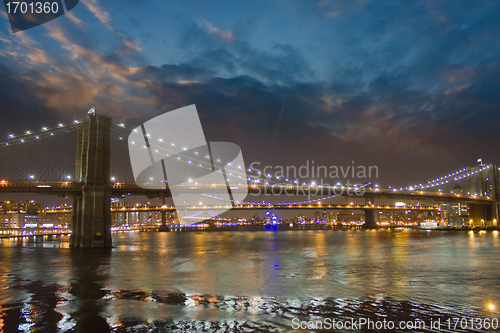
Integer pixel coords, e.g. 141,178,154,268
0,277,491,333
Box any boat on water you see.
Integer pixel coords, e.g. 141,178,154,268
419,221,438,229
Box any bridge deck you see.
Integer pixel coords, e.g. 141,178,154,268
0,181,492,204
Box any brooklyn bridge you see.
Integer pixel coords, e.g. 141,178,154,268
0,114,497,247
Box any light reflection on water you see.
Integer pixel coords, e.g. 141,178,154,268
0,228,499,332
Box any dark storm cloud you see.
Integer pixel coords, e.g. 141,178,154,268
175,22,314,84
0,63,60,130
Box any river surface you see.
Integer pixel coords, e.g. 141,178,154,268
0,227,499,332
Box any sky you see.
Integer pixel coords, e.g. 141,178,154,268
1,0,500,191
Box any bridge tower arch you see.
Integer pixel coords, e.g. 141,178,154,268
70,115,112,248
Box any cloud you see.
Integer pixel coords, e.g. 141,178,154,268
443,85,467,96
441,65,479,84
117,32,142,51
203,21,235,42
66,12,86,28
0,33,53,66
315,0,368,18
81,0,111,30
78,0,142,52
178,80,202,85
0,17,148,123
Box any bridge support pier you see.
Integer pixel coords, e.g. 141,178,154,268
70,197,80,247
71,115,112,248
158,210,170,232
363,209,378,229
469,203,493,228
491,202,499,227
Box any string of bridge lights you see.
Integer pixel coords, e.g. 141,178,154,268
0,120,81,147
112,123,250,186
116,124,500,198
0,120,84,181
0,120,342,187
4,120,489,195
114,122,352,205
112,123,367,191
388,165,492,192
114,123,472,191
110,123,378,192
186,195,338,206
237,196,333,205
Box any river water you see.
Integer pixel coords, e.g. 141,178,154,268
0,227,499,332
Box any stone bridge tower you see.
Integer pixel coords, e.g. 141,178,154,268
70,114,112,248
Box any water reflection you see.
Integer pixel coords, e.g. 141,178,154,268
67,249,111,332
0,228,499,332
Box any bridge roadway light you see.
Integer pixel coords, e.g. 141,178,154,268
67,175,71,180
29,175,34,179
